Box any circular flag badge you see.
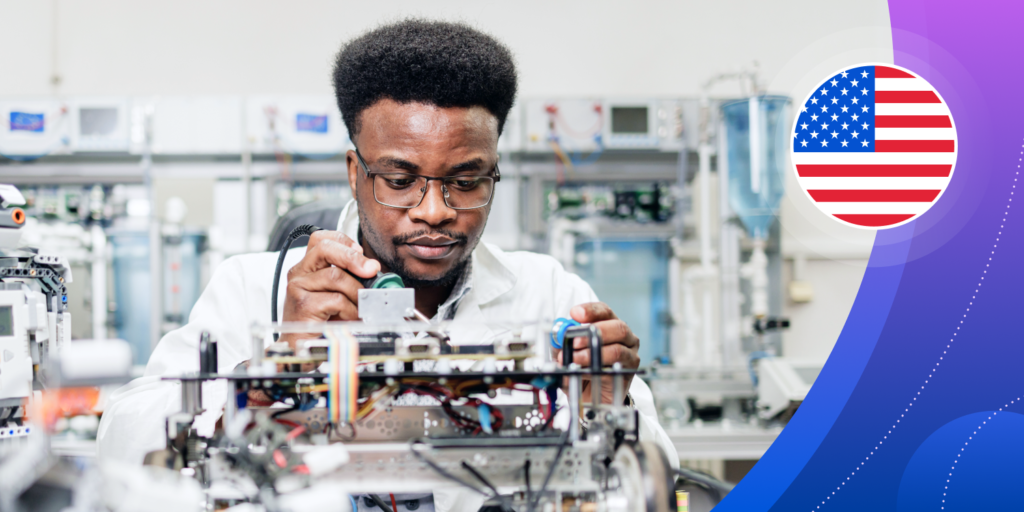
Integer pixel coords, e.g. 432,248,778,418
791,63,957,229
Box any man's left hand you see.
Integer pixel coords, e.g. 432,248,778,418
553,302,640,404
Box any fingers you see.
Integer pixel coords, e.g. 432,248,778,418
570,302,618,324
283,286,360,322
557,316,640,369
556,343,640,370
283,267,361,323
290,230,380,279
571,319,638,350
289,266,364,305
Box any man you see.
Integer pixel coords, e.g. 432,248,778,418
98,19,678,510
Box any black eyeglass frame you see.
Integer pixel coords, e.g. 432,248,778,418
353,148,501,210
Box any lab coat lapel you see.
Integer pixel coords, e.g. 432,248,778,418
470,241,516,305
449,244,517,344
337,200,359,239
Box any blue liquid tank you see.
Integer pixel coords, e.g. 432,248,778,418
720,96,790,240
721,96,790,322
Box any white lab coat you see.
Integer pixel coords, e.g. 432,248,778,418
97,200,678,511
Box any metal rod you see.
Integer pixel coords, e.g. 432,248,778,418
143,108,162,355
181,378,203,415
224,378,238,428
568,363,581,443
612,362,624,406
90,223,107,340
588,325,602,410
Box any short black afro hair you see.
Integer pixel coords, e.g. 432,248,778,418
333,19,518,140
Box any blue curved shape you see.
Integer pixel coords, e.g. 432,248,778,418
897,411,1024,511
716,1,1024,510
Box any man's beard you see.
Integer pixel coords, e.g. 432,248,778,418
358,212,474,289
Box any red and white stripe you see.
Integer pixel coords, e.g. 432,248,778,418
792,65,957,229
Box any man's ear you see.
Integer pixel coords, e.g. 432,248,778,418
345,149,360,201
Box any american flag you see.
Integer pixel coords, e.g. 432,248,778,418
791,64,957,228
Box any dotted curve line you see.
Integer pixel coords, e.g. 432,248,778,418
808,138,1021,512
940,398,1019,509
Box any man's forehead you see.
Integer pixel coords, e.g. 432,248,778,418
357,99,499,148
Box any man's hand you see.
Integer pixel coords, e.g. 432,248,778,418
280,230,380,347
554,302,640,404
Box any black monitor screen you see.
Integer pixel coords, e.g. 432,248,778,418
611,107,649,134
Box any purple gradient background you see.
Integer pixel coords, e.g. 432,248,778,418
714,1,1024,510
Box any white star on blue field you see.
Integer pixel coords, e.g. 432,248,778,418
793,65,875,153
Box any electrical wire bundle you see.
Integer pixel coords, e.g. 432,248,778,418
326,328,359,426
398,380,506,435
544,103,605,184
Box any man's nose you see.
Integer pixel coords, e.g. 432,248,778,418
408,179,456,226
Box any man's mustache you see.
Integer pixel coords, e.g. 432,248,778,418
391,229,469,245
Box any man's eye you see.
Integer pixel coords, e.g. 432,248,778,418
384,177,416,187
450,178,481,190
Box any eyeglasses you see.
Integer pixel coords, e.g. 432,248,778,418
354,148,500,210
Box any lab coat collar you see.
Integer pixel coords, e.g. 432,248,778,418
335,199,517,307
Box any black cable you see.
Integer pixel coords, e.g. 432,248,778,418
270,403,300,420
539,406,562,432
368,494,394,512
673,467,734,504
523,459,532,507
461,461,501,497
461,461,512,511
408,439,490,497
270,224,322,341
527,428,570,512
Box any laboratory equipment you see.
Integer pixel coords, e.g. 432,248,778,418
524,98,684,154
574,238,672,366
0,99,70,159
642,75,804,471
245,95,349,157
108,226,205,365
17,185,113,341
0,184,71,433
524,98,605,155
718,96,791,356
128,233,685,510
69,97,131,152
753,358,822,421
130,96,244,155
602,99,684,151
150,318,678,512
544,181,674,223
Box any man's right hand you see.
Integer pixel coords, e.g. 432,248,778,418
280,230,380,346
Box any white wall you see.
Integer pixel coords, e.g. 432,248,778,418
0,0,894,361
2,0,890,99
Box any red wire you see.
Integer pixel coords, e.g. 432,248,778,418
390,494,398,512
274,419,302,429
284,425,306,442
273,450,288,468
553,109,603,139
533,389,543,420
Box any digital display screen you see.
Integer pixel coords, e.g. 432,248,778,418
0,306,12,337
79,107,119,137
10,112,45,132
296,113,329,133
611,106,649,134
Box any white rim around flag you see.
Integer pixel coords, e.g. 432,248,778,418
791,63,958,230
